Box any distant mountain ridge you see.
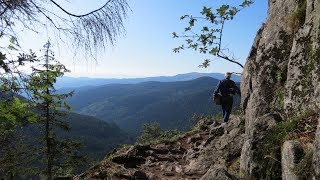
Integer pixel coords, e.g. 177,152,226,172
56,72,241,88
67,77,240,134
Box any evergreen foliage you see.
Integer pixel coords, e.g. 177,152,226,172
0,132,39,178
0,0,130,178
59,112,131,160
24,42,83,179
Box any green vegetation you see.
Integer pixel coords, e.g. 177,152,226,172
62,113,131,160
300,43,319,95
0,97,37,135
173,0,254,68
136,122,181,145
255,110,318,179
269,63,287,113
0,41,37,136
136,113,224,146
189,113,222,133
0,109,130,178
0,1,130,179
275,65,287,84
25,42,84,179
268,87,285,113
0,38,41,178
0,42,131,179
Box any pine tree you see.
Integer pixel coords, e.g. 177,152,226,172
26,41,83,179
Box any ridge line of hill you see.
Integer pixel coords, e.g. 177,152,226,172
56,72,241,89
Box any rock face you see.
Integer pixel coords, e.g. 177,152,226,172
313,116,320,178
75,116,245,179
241,0,320,179
281,140,304,180
199,166,235,180
240,113,282,177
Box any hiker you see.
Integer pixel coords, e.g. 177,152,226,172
213,72,241,124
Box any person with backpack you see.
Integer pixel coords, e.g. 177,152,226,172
213,72,241,124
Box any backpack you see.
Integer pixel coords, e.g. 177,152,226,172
213,93,222,105
219,79,236,97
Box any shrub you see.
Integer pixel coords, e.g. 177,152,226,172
136,122,181,145
136,122,162,144
255,110,318,179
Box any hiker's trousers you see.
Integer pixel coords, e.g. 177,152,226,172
221,96,233,123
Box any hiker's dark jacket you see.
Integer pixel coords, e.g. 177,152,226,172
213,78,241,97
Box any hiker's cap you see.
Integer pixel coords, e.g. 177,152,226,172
225,72,232,78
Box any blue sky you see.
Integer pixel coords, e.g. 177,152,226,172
19,0,268,78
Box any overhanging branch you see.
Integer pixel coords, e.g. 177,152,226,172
49,0,113,18
217,19,244,68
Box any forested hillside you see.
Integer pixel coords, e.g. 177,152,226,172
62,113,131,159
11,112,130,159
67,77,241,134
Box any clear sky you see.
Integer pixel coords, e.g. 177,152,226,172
18,0,268,78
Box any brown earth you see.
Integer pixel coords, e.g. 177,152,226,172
75,115,245,180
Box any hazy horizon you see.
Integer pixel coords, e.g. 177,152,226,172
62,71,241,79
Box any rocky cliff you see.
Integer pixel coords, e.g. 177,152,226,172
76,0,320,179
240,0,320,179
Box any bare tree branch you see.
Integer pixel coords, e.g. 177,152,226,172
217,20,244,68
50,0,113,18
0,0,130,57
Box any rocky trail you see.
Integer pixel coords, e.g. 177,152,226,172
75,115,245,180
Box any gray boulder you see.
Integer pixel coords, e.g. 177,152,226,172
281,140,304,180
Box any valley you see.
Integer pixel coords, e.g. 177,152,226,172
66,76,240,134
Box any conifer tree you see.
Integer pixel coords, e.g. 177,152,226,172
26,41,82,179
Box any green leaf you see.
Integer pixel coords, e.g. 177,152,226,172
217,5,230,17
8,44,18,51
180,15,188,20
189,18,196,27
201,6,212,15
185,27,191,31
202,26,209,32
241,0,254,7
172,32,178,38
209,47,219,55
199,59,211,68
